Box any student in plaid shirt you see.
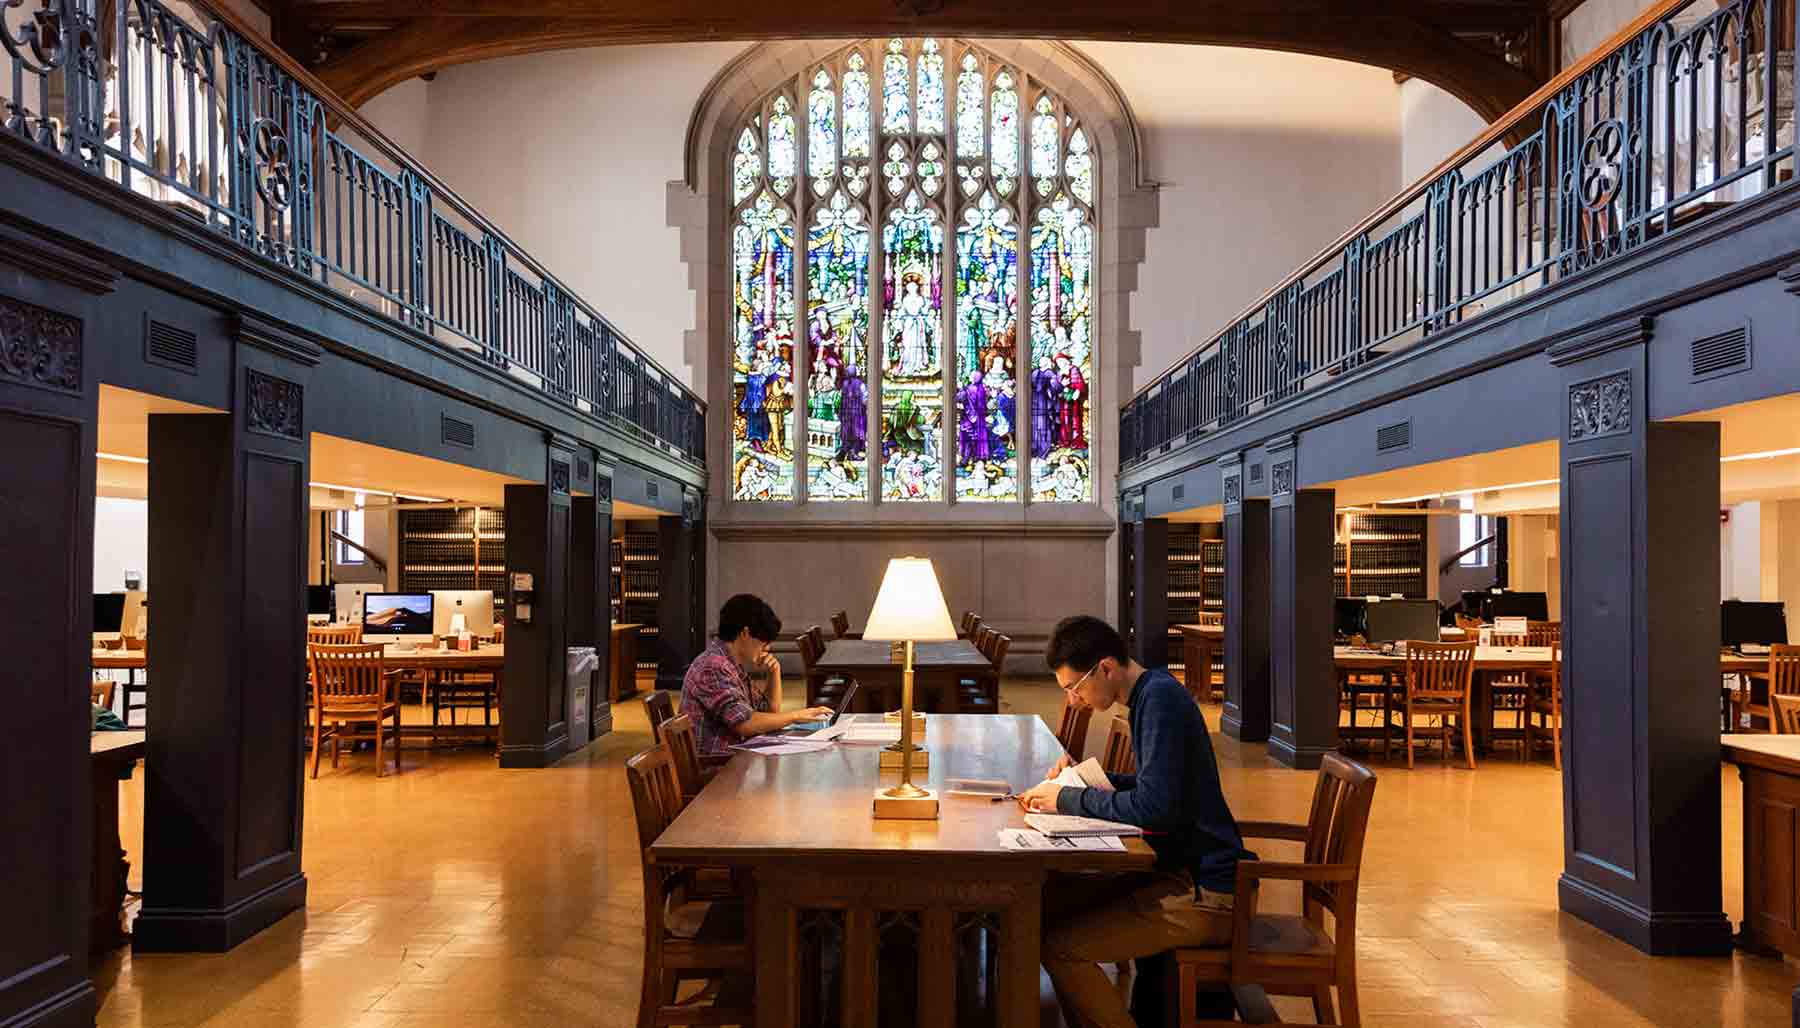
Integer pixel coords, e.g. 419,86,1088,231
679,593,834,759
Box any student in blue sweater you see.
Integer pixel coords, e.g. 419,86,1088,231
1018,615,1253,1028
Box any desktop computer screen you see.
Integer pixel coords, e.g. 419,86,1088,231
1333,598,1368,640
1486,591,1549,621
94,593,126,634
307,584,334,617
334,583,378,625
1363,599,1441,645
362,593,434,643
1722,600,1787,648
431,590,495,639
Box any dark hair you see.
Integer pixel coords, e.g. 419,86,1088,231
1045,615,1128,673
717,593,782,643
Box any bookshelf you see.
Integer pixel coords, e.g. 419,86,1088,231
1166,523,1223,678
1334,512,1427,599
397,506,509,617
615,520,662,677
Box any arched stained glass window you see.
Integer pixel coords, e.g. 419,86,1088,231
727,40,1096,505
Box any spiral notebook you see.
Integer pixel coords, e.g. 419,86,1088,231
1023,813,1142,838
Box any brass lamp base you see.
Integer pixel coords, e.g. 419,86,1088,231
872,785,939,820
878,746,928,770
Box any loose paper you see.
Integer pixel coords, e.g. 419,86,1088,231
1052,756,1115,792
997,829,1127,852
731,737,836,756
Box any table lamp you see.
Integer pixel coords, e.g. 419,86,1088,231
863,556,956,820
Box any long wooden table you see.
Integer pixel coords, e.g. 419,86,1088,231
812,640,995,713
651,713,1154,1027
91,730,145,951
1721,733,1800,1023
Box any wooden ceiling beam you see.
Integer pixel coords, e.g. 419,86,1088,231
310,5,1544,120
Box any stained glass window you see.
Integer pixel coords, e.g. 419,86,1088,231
731,191,796,501
881,190,944,501
726,41,1095,506
1029,194,1091,502
806,193,871,500
955,192,1018,501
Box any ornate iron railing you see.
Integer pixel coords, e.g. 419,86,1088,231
0,0,704,465
1121,0,1794,468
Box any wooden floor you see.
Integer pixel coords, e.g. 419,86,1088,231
94,676,1794,1028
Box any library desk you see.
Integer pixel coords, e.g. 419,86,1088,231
1722,735,1800,961
651,714,1154,1027
381,646,505,743
813,640,995,713
610,623,642,702
91,730,145,950
1177,624,1223,701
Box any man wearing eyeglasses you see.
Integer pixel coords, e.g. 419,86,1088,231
1018,615,1252,1028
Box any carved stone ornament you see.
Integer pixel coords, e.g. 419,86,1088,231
550,459,571,494
245,368,303,439
1223,472,1242,506
596,477,612,502
1568,371,1631,441
0,295,82,394
1271,460,1294,497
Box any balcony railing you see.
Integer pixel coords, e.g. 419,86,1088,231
1120,0,1795,469
0,0,705,466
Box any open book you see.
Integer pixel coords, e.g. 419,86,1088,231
1052,756,1115,792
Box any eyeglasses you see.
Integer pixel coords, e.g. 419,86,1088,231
1061,663,1101,693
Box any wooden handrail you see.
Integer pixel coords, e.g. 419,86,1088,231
189,0,702,408
1126,0,1696,405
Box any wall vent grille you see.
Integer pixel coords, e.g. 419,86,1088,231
1172,484,1186,501
1691,326,1750,381
440,415,475,448
1249,463,1263,483
1377,420,1412,452
144,319,197,373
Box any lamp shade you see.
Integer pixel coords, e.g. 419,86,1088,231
862,557,957,642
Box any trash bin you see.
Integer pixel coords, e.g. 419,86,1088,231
566,646,598,751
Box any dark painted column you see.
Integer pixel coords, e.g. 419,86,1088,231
1221,457,1272,742
1268,463,1337,770
1551,316,1730,956
569,467,613,742
500,455,573,769
655,506,702,692
138,320,315,952
1132,518,1170,668
0,291,99,1024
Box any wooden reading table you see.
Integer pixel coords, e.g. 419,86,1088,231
651,713,1153,1027
812,640,995,713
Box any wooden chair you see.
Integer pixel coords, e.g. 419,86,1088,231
1102,714,1136,775
660,714,708,803
1525,621,1561,647
625,745,752,1028
1773,693,1800,736
90,678,116,710
1744,644,1800,732
1055,694,1094,762
307,642,403,778
307,624,362,644
830,610,852,639
1487,628,1538,758
1453,612,1482,635
1386,641,1477,770
1525,644,1564,769
798,629,852,709
1198,611,1224,628
959,610,979,636
1170,753,1377,1028
958,632,1007,713
645,691,676,743
123,634,146,652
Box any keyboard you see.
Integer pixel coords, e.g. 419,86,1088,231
1738,643,1772,656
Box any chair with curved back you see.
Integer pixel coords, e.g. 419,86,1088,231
1526,644,1564,768
307,642,402,778
645,691,676,744
1743,644,1800,732
1101,714,1136,775
1170,753,1377,1028
958,632,1008,712
830,610,852,640
659,713,709,803
1388,640,1477,770
625,745,752,1028
1055,693,1094,762
1773,693,1800,735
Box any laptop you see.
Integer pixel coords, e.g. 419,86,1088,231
783,680,860,734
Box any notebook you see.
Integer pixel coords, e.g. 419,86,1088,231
1024,813,1143,838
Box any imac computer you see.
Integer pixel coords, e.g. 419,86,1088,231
334,583,379,625
307,584,334,616
1333,598,1368,640
94,593,126,635
1363,599,1441,646
432,589,496,639
119,590,148,638
1722,600,1787,652
362,593,434,647
1486,591,1549,621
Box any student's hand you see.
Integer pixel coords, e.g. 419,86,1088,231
1043,753,1073,781
1017,781,1064,814
787,706,836,725
755,651,782,680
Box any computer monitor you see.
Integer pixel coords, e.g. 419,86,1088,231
1486,591,1549,621
1722,600,1787,648
307,584,334,617
93,593,126,634
1460,590,1492,619
362,593,434,645
1333,598,1368,640
431,589,495,639
1363,599,1441,646
119,590,148,638
334,583,380,625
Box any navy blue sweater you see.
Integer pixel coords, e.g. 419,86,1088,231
1055,667,1253,893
